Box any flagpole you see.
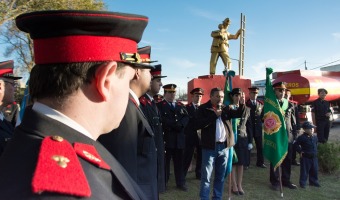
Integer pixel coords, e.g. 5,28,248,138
279,166,284,197
228,170,231,200
223,69,235,200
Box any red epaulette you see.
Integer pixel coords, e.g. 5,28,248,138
161,100,167,105
257,100,264,105
139,96,147,106
74,143,110,170
176,101,184,106
139,96,151,106
32,136,91,197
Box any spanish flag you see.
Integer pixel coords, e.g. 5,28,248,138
263,68,288,170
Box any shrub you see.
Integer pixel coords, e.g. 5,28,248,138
317,142,340,174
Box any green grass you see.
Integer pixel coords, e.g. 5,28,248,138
160,156,340,200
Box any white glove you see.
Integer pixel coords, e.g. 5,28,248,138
248,143,253,150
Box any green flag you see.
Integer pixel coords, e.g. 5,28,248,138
263,68,288,170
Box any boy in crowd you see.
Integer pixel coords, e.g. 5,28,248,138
294,121,321,188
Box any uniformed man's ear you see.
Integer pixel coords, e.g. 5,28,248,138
95,62,117,101
133,68,140,80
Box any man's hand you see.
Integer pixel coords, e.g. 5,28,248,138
248,143,253,150
240,92,245,104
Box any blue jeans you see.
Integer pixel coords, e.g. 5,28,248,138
199,143,229,200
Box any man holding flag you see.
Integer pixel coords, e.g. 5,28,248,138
262,68,297,192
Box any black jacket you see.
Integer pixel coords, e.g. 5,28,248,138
194,101,245,150
0,106,147,200
139,94,166,193
246,99,264,137
98,96,158,200
184,102,200,146
0,117,14,156
157,100,189,149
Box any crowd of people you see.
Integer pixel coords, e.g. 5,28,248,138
0,9,330,200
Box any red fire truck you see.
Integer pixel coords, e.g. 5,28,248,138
272,70,340,126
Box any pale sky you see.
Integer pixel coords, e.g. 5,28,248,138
1,0,340,93
106,0,340,94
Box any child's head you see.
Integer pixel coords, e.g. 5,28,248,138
302,121,316,135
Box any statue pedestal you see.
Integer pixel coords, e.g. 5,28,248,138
187,74,251,103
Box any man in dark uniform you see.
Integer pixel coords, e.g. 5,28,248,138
311,88,331,143
270,82,298,190
246,87,266,168
154,94,164,103
0,10,151,199
158,84,189,191
183,87,204,180
285,89,301,166
139,64,167,193
98,46,159,200
0,60,21,155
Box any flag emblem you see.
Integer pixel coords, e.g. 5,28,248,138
263,111,282,135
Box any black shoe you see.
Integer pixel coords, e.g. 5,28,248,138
239,190,245,195
292,160,300,166
300,185,306,189
257,163,267,168
310,183,321,187
177,185,188,191
232,190,239,195
283,183,297,189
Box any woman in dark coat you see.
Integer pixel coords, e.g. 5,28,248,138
229,89,253,195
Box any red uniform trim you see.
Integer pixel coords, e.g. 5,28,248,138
74,143,110,170
32,136,91,197
151,71,161,76
0,69,13,76
34,36,136,64
139,96,151,106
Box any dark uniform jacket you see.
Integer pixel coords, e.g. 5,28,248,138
311,98,331,121
157,100,189,149
194,101,245,150
246,99,263,137
98,95,158,200
0,107,146,200
289,100,300,133
282,100,297,143
0,115,14,156
294,133,318,158
139,94,166,193
184,102,200,146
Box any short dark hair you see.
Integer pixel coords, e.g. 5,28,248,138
210,87,223,97
29,62,126,103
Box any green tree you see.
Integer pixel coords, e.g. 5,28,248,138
0,0,106,73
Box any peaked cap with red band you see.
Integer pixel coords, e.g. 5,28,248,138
163,84,177,92
151,64,167,79
248,86,259,93
190,87,204,95
0,60,22,80
15,10,154,69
